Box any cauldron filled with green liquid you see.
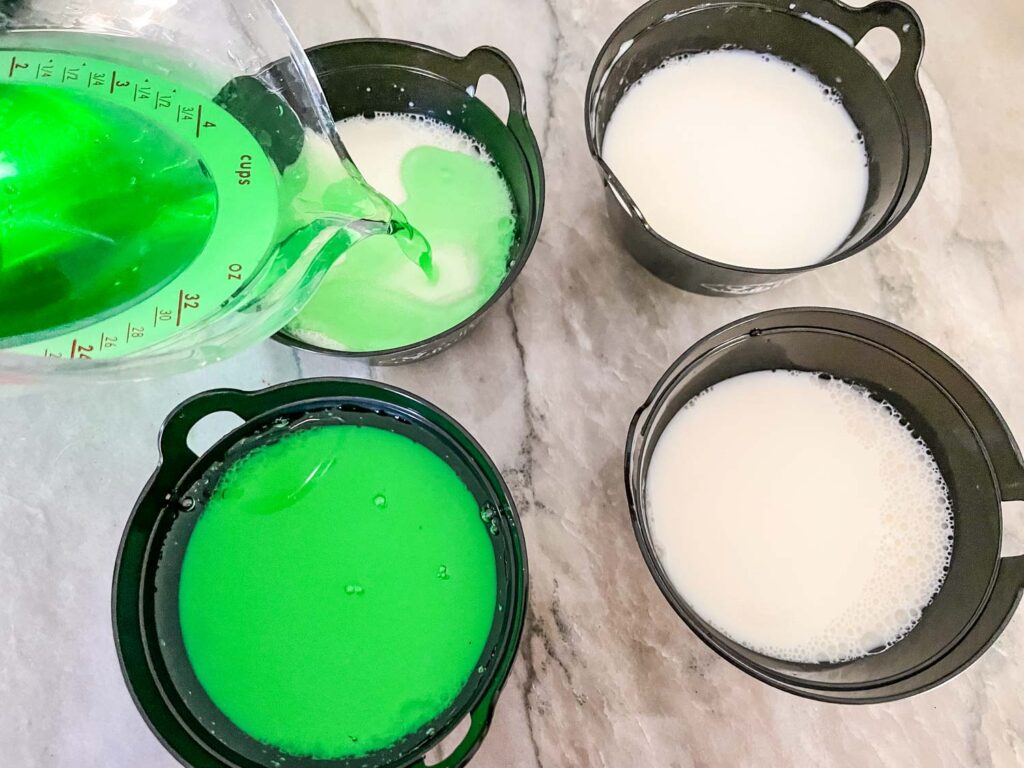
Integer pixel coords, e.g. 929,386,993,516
114,379,527,768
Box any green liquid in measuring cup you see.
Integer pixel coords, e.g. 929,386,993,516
0,43,430,358
177,424,498,759
0,80,218,341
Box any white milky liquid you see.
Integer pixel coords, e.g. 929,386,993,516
602,50,870,269
330,113,500,305
337,113,489,201
646,371,953,663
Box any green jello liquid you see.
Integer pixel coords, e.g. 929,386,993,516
285,116,515,352
177,425,498,759
0,79,218,341
0,42,431,357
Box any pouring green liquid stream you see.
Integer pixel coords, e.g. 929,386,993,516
0,42,431,356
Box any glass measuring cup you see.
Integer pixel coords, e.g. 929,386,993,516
0,0,428,380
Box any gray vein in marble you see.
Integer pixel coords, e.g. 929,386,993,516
2,1,1024,767
519,604,553,768
538,0,565,154
505,285,544,516
345,0,378,37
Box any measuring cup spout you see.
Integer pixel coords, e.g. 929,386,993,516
213,74,433,277
281,149,434,278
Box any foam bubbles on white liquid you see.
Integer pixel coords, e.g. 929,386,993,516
646,370,953,664
336,112,492,204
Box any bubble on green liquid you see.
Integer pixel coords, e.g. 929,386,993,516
480,504,500,535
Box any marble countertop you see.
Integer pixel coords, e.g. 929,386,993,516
3,0,1024,765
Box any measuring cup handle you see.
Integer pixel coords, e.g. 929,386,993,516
411,692,498,768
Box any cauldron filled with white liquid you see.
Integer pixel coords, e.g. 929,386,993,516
626,308,1024,702
586,0,931,296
